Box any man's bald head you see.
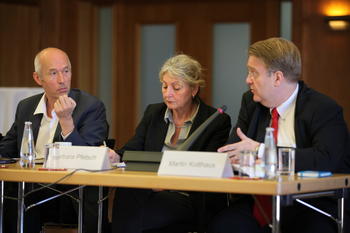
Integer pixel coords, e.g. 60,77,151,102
34,48,71,78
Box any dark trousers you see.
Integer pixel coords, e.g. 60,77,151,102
208,195,261,233
208,195,339,233
3,182,109,233
111,188,194,233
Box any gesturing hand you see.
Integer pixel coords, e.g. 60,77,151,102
54,95,76,136
217,128,260,162
54,95,76,120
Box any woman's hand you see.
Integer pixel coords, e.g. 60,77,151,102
107,148,120,164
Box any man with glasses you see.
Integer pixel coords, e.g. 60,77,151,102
0,47,109,233
208,38,350,233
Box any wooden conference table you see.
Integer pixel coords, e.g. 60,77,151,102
1,163,349,233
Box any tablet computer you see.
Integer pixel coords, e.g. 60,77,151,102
0,157,17,164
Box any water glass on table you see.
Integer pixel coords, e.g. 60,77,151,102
277,146,295,176
239,150,256,178
43,142,72,168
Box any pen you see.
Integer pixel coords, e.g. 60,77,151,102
230,177,261,180
38,168,67,171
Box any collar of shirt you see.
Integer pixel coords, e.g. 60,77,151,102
163,101,200,125
162,102,200,151
33,93,57,122
34,94,59,159
271,83,299,120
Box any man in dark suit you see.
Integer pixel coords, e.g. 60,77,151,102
0,48,109,233
208,38,350,233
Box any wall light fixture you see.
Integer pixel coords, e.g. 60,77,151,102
325,15,350,31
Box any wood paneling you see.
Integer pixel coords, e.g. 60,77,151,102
0,3,40,86
112,0,281,147
39,0,79,88
77,1,99,95
0,0,99,94
4,0,348,146
293,0,350,126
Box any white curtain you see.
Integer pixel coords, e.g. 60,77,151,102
0,87,43,134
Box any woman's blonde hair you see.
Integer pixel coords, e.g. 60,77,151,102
159,54,205,88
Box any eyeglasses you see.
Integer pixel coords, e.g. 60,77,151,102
247,70,258,78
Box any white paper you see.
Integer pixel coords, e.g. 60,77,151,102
158,151,233,178
45,146,111,170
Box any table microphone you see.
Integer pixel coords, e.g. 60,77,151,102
176,105,227,151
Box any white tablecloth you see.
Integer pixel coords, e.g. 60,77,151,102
0,87,43,134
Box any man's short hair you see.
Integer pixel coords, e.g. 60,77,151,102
34,52,42,76
248,37,301,82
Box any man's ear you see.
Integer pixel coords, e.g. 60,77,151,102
274,71,284,86
33,72,42,86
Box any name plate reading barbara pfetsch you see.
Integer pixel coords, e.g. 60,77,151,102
45,146,111,170
158,151,233,178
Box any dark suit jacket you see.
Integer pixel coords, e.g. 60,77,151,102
225,81,350,230
119,100,231,155
228,81,350,173
0,88,108,158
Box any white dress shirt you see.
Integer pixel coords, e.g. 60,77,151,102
34,94,58,159
258,84,298,158
275,83,299,148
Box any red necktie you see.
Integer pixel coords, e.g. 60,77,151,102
252,108,279,227
271,108,279,144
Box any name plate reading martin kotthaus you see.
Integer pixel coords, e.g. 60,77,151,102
45,146,111,170
158,151,233,178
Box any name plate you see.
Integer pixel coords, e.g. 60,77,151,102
158,151,233,178
45,146,111,170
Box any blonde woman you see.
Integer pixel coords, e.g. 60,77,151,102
112,54,231,233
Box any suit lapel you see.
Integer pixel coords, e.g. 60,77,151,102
26,93,45,145
53,124,62,142
246,107,260,138
152,105,168,151
154,120,168,151
294,81,307,148
31,113,43,145
256,106,271,142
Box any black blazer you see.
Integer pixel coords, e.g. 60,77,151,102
0,89,108,158
119,100,231,155
228,81,350,173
